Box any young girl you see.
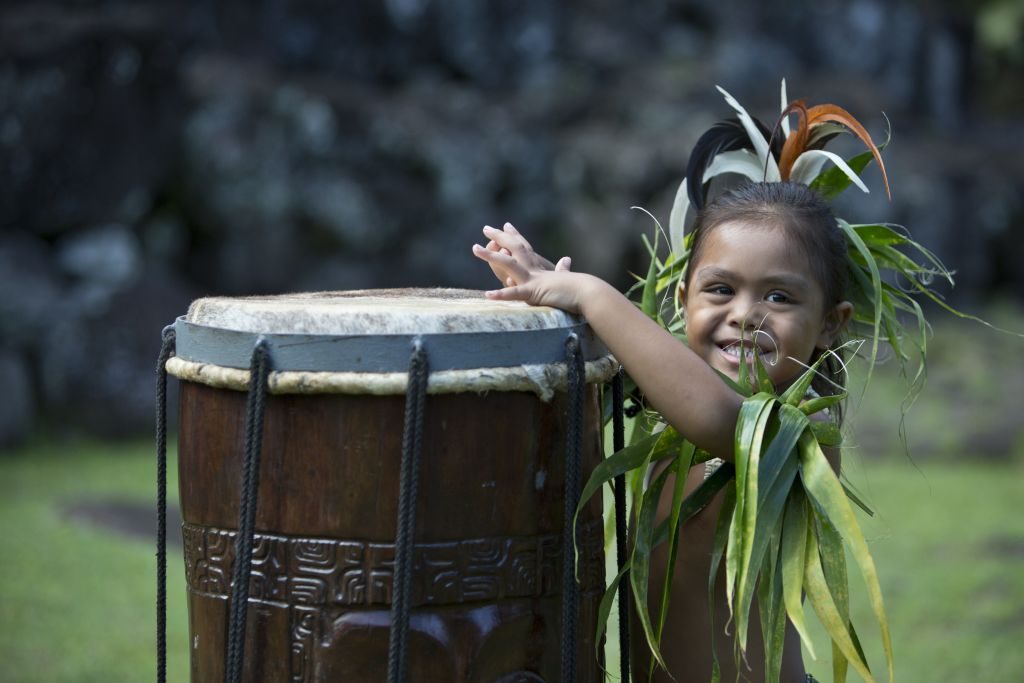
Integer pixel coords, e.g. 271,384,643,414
472,180,852,682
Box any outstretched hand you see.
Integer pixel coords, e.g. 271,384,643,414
478,223,571,286
472,223,587,313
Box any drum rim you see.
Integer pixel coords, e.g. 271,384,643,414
168,314,619,398
173,316,611,374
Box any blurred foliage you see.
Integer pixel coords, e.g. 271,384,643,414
846,299,1024,462
977,0,1024,59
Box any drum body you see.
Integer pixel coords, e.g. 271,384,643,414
168,290,616,682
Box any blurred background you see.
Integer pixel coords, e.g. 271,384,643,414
1,0,1022,681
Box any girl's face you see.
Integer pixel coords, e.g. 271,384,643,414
682,220,851,391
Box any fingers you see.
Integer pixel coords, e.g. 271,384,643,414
484,284,529,301
479,223,570,278
472,243,530,282
482,223,532,254
501,222,533,250
485,240,511,257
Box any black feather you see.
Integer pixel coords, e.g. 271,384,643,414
686,118,779,210
686,121,750,210
756,116,785,162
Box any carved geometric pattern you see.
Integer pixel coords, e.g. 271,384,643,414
181,519,605,608
289,605,319,683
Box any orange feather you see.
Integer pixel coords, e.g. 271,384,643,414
806,103,892,199
777,100,809,181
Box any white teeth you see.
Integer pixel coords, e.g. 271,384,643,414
722,345,759,360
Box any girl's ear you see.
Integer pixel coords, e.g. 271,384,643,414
676,281,689,313
817,300,854,349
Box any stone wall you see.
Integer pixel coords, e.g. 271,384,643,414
1,0,1022,443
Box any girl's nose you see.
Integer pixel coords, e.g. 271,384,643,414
726,295,764,330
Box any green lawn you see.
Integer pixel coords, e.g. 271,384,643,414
2,442,1022,682
803,455,1024,682
0,441,190,683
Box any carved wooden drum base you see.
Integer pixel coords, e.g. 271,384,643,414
170,291,613,681
182,521,604,681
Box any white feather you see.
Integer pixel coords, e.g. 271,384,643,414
668,177,691,257
703,149,766,182
716,85,781,182
780,78,790,138
668,150,767,255
789,149,869,192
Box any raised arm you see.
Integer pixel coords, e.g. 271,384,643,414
471,241,742,460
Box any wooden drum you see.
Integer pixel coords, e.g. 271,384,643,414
165,289,618,682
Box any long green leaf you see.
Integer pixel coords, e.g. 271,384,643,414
755,343,775,394
799,432,894,682
714,368,753,398
779,349,832,407
630,460,674,671
641,230,660,321
575,427,682,532
803,529,875,682
593,561,630,664
780,489,816,657
727,394,776,616
839,219,884,385
708,482,736,683
654,442,697,644
810,420,842,447
842,482,874,517
758,529,787,683
815,510,852,683
850,222,908,247
735,404,805,651
799,392,847,417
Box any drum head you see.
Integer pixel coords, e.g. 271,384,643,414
168,289,617,397
186,288,580,336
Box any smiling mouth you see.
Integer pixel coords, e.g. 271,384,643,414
717,341,775,364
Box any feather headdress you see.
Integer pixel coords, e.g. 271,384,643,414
670,80,892,255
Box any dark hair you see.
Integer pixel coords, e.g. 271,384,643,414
684,181,850,422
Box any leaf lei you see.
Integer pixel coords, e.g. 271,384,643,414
575,81,983,683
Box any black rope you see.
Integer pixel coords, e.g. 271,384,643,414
225,338,272,683
612,369,631,682
562,333,585,683
155,324,176,683
387,339,429,683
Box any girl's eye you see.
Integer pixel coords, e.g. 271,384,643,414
706,285,733,296
765,291,791,304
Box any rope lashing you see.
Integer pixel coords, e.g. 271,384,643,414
611,369,631,682
155,324,176,683
562,333,585,683
387,339,429,683
225,338,273,683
